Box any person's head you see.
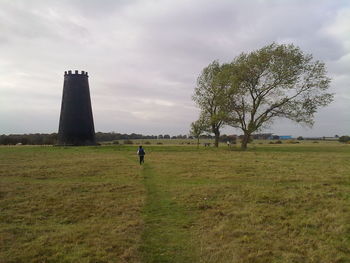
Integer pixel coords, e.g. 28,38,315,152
139,145,143,149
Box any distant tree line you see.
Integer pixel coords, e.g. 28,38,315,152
0,133,58,145
0,132,230,145
95,132,156,141
1,132,347,145
0,132,155,145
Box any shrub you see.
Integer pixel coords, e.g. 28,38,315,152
339,136,350,143
157,142,163,145
313,141,319,143
113,140,119,145
144,141,151,145
123,140,133,144
275,140,282,144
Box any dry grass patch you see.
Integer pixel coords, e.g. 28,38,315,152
0,146,144,263
147,145,350,263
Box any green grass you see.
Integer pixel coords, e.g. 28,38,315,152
0,146,144,262
1,142,350,262
140,163,196,262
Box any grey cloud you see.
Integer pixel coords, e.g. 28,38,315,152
0,0,349,136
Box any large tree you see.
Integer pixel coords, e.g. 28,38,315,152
192,61,231,147
226,43,333,149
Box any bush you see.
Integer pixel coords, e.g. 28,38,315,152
144,141,151,145
275,140,282,144
313,141,319,143
286,140,299,144
157,142,163,145
123,140,133,144
339,136,350,143
297,136,304,140
113,140,119,145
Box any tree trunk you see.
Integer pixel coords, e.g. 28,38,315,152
197,137,199,149
241,133,250,150
214,130,220,147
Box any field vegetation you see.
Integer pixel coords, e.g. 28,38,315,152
1,142,349,262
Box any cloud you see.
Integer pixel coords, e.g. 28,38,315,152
0,0,349,136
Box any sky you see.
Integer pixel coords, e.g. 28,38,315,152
0,0,349,137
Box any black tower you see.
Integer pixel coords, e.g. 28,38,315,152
58,70,96,146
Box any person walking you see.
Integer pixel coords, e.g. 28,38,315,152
137,145,146,165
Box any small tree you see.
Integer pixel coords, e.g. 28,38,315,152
190,117,207,148
192,61,231,147
226,43,333,150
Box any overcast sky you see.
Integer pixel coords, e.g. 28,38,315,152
0,0,349,137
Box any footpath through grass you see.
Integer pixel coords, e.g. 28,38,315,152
139,163,196,262
120,149,197,262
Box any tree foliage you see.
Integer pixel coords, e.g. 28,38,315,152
226,43,333,149
192,43,333,150
192,61,231,147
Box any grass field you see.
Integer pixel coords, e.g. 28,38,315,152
1,142,350,262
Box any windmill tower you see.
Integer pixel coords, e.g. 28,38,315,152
57,70,97,146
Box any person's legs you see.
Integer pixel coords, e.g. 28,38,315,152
139,155,144,164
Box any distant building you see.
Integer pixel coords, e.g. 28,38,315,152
278,135,293,140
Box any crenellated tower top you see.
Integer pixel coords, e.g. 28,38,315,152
64,70,88,76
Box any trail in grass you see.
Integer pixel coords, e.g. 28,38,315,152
139,162,196,263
